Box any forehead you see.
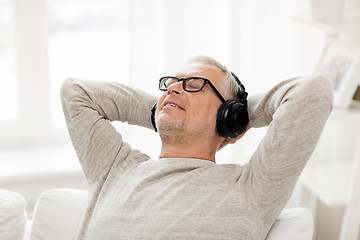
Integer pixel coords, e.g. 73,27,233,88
174,62,225,82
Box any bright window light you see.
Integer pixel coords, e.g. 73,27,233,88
47,0,131,129
0,0,18,124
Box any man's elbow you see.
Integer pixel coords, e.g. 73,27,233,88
310,76,333,111
60,78,77,101
311,75,333,115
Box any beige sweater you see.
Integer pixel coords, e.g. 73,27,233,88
61,76,332,240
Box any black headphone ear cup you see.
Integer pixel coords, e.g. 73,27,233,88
216,100,249,139
151,103,157,132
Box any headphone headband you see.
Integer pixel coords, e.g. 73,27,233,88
230,72,248,107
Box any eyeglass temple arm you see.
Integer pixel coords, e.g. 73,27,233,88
207,81,225,103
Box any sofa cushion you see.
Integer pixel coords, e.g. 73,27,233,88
266,207,313,240
0,189,27,240
30,188,87,240
30,189,313,240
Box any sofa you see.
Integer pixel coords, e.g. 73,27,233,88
0,188,313,240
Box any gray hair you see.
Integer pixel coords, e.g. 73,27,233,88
186,55,239,100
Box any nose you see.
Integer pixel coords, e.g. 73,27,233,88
166,80,183,95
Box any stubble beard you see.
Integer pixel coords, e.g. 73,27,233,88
157,117,215,147
157,119,187,145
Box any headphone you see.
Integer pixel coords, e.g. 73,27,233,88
151,72,249,139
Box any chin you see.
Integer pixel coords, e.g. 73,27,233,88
157,118,185,132
157,120,187,144
157,111,184,128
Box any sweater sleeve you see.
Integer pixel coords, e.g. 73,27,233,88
60,78,158,184
243,76,333,221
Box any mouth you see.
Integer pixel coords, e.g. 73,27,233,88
163,102,185,110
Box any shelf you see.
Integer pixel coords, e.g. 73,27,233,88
300,162,353,206
292,15,360,35
331,105,360,120
300,105,360,206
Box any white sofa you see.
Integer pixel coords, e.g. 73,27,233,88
0,188,313,240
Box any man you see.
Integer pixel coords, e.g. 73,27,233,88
61,56,332,239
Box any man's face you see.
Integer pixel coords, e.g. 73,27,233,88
155,62,226,144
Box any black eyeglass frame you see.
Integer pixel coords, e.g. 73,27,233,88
158,76,225,103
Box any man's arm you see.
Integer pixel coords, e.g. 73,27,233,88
244,76,332,222
60,78,157,184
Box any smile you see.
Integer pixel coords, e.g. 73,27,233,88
164,103,184,110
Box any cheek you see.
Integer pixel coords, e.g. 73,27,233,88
209,108,219,128
204,101,221,117
193,103,220,128
155,94,166,114
207,103,222,130
188,108,218,138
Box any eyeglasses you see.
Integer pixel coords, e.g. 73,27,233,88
158,76,225,102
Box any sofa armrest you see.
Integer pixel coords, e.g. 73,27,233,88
0,189,27,240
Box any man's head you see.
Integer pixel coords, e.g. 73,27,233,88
186,56,240,101
154,55,249,160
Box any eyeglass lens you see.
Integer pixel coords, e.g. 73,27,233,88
159,76,225,103
160,77,205,92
